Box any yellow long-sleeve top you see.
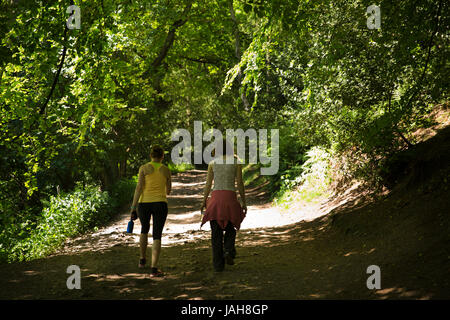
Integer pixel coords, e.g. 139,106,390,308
136,162,169,203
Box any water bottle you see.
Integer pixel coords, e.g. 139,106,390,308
127,219,134,233
127,209,137,233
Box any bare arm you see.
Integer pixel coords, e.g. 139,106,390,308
236,164,247,213
201,163,214,210
131,166,145,211
164,166,172,195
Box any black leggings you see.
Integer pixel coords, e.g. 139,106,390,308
210,220,236,271
138,202,168,240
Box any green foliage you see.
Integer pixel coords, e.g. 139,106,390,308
107,176,137,209
167,162,195,174
0,177,136,263
274,147,331,207
26,185,112,260
222,0,449,185
1,0,448,262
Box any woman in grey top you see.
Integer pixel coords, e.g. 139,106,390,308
200,139,247,272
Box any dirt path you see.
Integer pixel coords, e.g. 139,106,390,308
51,170,327,254
0,170,448,300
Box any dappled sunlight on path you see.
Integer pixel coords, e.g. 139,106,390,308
1,165,448,300
58,170,331,254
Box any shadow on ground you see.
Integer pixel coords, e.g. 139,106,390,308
1,128,449,299
1,182,448,300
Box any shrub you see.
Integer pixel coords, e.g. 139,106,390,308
1,177,137,263
6,185,112,261
167,162,194,173
108,176,137,209
274,146,331,206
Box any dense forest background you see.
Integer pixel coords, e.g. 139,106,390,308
0,0,448,262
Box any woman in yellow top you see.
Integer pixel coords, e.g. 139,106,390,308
130,145,171,277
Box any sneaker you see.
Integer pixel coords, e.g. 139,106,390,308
138,258,146,268
150,269,165,278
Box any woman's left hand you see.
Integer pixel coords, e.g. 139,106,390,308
130,206,137,220
200,201,206,213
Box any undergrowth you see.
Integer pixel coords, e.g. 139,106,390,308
0,177,136,263
273,146,332,208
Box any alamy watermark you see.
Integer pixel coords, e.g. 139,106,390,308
171,121,279,175
367,5,381,29
366,265,381,289
66,5,81,30
65,5,380,31
66,265,81,289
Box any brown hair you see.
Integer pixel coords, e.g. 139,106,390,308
150,145,164,159
215,138,234,157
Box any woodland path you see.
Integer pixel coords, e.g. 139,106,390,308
0,170,448,300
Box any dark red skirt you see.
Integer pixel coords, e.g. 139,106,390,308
201,190,245,230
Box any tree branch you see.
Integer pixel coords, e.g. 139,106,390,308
141,2,192,108
39,0,74,115
228,0,250,109
404,0,443,112
387,0,442,149
146,2,192,72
